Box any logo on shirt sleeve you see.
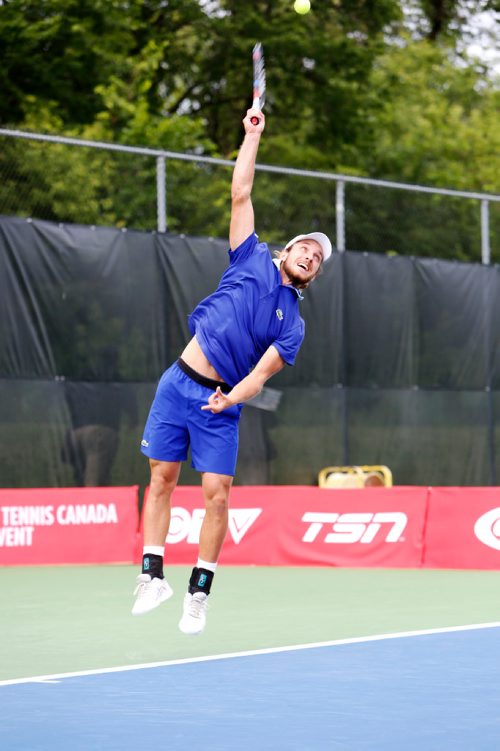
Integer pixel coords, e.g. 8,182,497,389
275,308,283,320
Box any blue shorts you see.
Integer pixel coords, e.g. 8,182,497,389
141,361,242,476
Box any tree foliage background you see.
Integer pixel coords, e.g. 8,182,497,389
0,0,498,260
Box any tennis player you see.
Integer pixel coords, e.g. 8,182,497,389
132,106,332,634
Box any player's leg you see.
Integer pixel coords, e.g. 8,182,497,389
141,458,181,584
143,459,181,547
179,471,233,635
133,362,189,616
132,459,181,615
172,366,240,634
199,471,233,560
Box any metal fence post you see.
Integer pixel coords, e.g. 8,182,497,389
156,156,167,233
481,199,490,265
336,180,345,252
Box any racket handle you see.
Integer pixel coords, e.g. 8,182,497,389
251,96,261,125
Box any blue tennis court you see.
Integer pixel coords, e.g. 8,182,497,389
2,623,499,750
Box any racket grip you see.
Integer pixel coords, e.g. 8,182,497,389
250,116,260,125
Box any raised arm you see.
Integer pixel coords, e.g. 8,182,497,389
229,107,265,251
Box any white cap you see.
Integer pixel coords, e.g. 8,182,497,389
284,232,332,262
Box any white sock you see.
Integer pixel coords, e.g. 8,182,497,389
197,558,217,573
143,545,165,557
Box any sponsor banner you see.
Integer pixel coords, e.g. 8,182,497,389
423,487,500,570
0,487,139,565
6,484,498,569
136,486,428,567
270,486,427,568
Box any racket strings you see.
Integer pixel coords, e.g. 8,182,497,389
252,43,266,109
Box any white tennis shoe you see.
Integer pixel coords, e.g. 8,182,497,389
131,574,173,616
178,592,208,635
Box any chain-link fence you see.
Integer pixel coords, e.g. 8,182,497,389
0,128,498,263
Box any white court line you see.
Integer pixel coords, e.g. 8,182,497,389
2,621,500,688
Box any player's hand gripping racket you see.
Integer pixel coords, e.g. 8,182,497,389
250,43,266,125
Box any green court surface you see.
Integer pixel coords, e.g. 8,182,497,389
2,565,500,682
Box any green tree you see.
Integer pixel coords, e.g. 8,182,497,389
0,0,401,238
0,0,139,125
345,39,499,259
368,40,499,191
0,0,401,154
0,0,497,258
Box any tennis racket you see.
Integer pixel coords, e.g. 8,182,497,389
250,43,266,125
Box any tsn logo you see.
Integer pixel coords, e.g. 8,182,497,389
301,512,407,544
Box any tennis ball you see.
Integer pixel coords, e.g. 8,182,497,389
294,0,311,14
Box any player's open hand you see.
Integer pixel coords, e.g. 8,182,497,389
201,386,232,414
244,108,265,134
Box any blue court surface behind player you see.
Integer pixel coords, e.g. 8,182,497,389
2,623,499,750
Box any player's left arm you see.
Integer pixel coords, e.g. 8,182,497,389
201,345,284,414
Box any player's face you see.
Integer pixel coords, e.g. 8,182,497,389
282,240,323,287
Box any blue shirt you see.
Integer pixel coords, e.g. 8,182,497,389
188,233,305,386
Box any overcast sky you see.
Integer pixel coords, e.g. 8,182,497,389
465,9,499,73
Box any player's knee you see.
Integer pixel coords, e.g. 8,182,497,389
205,490,229,519
149,460,179,496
